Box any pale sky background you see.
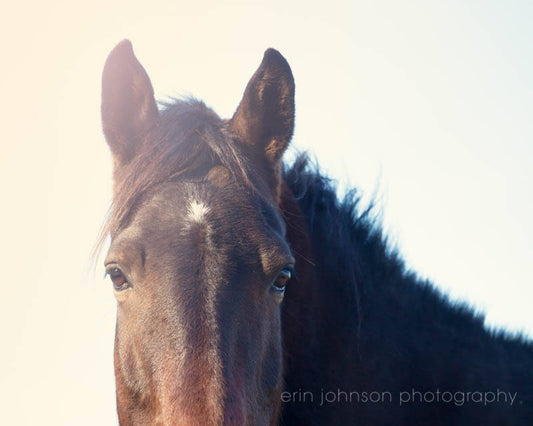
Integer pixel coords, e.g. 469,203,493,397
1,1,532,424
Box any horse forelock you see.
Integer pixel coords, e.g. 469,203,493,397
95,98,258,257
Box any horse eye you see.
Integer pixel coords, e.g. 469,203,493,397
271,267,293,294
106,266,129,291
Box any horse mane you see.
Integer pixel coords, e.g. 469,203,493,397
283,154,533,350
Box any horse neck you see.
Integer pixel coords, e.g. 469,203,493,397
279,178,533,421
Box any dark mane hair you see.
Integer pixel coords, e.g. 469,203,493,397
288,154,532,380
284,154,533,346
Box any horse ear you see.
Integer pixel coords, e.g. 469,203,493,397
101,40,158,166
230,49,295,166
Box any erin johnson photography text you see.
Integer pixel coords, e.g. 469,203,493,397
281,388,519,407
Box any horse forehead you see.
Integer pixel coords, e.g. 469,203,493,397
127,181,285,250
136,181,272,221
135,183,209,225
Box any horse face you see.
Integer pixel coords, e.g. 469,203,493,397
101,41,295,425
106,178,294,425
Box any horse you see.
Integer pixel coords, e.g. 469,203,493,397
99,40,533,425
